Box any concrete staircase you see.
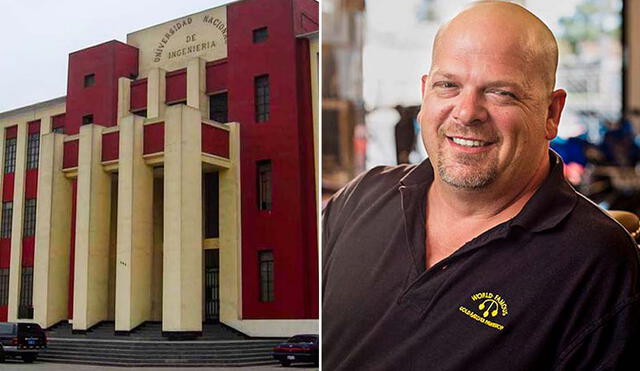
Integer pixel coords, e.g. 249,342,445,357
38,322,283,367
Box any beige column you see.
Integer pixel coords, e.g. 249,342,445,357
162,105,202,333
117,77,132,126
115,115,153,332
8,123,27,321
218,122,243,323
147,68,166,120
72,124,112,330
186,57,208,116
33,133,72,327
41,116,53,135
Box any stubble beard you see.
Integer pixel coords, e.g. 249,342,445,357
436,147,498,189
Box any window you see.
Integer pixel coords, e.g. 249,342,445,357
253,27,268,43
82,114,93,125
3,137,16,174
209,92,228,123
255,75,270,122
26,133,39,169
203,172,220,239
84,73,95,87
259,250,274,302
23,199,36,237
0,269,8,306
52,127,64,134
18,267,33,319
1,202,12,239
257,160,272,210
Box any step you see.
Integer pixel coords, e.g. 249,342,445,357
38,357,279,368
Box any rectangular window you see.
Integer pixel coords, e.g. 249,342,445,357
1,202,12,239
0,269,8,306
209,92,228,123
23,199,36,237
84,73,95,87
3,137,16,174
18,267,33,319
259,250,274,302
82,114,93,125
257,160,272,210
253,27,268,43
26,133,39,169
203,172,220,239
255,75,270,122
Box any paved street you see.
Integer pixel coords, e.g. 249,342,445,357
0,360,318,370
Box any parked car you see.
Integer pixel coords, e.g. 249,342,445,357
272,334,318,367
0,322,47,363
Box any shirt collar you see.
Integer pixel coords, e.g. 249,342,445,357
397,150,577,233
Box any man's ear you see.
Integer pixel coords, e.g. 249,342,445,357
421,74,429,98
545,89,567,140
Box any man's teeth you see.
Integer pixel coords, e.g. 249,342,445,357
451,137,487,147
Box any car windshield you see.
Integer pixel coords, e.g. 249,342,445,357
0,323,15,335
287,335,317,343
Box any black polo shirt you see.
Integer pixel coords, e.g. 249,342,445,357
322,152,640,371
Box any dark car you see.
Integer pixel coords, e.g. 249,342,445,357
0,322,47,363
272,334,318,367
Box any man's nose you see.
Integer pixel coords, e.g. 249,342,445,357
451,90,488,125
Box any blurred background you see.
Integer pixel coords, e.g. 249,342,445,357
322,0,640,215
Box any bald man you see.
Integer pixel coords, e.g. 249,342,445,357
322,2,640,370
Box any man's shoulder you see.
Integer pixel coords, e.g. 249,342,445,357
564,193,640,266
326,163,418,211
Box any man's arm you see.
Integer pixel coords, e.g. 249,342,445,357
553,291,640,370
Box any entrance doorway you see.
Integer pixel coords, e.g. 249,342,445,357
204,249,220,322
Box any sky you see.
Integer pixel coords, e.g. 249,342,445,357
0,0,234,113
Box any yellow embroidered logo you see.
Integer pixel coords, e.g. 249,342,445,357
459,292,509,331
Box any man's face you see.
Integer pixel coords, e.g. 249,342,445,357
418,32,555,190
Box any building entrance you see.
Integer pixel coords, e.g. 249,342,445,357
204,249,220,322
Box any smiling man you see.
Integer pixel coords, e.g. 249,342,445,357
322,2,640,370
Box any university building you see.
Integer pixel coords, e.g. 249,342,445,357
0,0,319,338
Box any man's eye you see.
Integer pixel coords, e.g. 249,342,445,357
490,89,517,99
433,81,457,89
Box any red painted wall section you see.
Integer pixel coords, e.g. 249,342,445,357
130,79,148,112
2,174,14,202
68,180,77,318
52,114,66,131
201,124,229,158
21,238,35,266
65,41,138,135
227,0,318,319
143,123,164,155
5,127,17,139
0,240,9,269
166,69,187,103
293,0,319,35
27,120,41,134
25,170,38,199
102,132,119,162
63,140,79,169
205,60,228,93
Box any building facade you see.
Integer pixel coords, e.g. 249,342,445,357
0,0,318,338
